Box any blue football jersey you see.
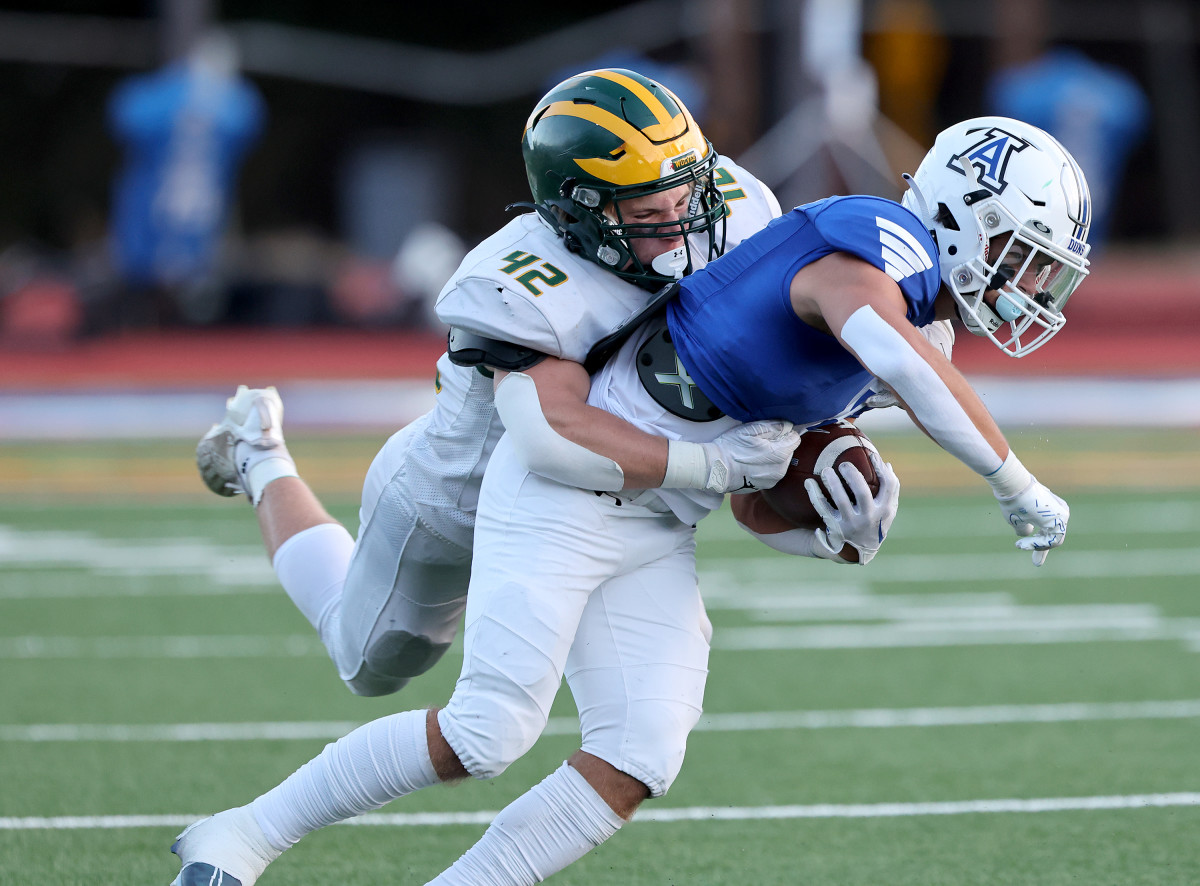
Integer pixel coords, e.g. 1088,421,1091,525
667,195,942,427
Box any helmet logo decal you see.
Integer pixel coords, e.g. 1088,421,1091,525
666,150,699,174
947,127,1031,195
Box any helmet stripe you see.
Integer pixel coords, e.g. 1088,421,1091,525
540,99,689,147
537,100,707,187
586,69,678,125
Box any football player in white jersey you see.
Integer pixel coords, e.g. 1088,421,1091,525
174,69,799,885
193,68,784,699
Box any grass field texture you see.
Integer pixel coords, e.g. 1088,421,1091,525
1,428,1198,884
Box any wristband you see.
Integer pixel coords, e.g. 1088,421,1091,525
662,440,709,489
247,457,299,506
984,451,1033,498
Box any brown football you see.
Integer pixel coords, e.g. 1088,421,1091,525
757,420,881,531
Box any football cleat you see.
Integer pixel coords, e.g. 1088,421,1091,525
170,806,279,886
196,385,286,499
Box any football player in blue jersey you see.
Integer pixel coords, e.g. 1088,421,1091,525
660,115,1090,563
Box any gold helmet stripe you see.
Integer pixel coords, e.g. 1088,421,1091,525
586,69,676,126
538,100,707,187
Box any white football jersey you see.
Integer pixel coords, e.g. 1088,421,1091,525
412,158,779,540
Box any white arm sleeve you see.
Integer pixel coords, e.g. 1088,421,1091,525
493,372,625,491
840,306,1001,475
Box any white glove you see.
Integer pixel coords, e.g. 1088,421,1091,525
994,478,1069,566
985,452,1068,566
920,319,956,359
866,320,954,410
803,451,900,565
865,385,901,410
663,421,799,494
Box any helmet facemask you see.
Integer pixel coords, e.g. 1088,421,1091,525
947,184,1089,357
546,150,727,289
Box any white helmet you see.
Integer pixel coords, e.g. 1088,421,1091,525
902,117,1091,357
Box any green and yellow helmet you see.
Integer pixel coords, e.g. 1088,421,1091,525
519,68,726,290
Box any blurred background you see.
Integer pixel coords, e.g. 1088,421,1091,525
0,0,1197,437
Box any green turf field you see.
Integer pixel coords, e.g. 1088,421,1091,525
2,429,1199,885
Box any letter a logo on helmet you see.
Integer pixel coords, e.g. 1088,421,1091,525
946,126,1031,195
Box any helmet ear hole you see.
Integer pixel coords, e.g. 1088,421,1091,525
934,203,960,231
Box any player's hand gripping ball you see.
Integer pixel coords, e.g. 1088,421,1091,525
758,420,882,531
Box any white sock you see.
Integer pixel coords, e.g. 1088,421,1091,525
428,762,624,885
272,523,355,662
252,708,439,850
174,804,282,885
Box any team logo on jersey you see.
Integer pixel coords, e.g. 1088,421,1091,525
947,127,1031,195
876,216,933,283
636,318,724,422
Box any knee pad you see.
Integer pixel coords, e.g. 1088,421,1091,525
581,697,701,798
437,699,545,781
572,660,706,798
365,629,451,680
340,628,454,697
437,615,564,780
341,665,409,698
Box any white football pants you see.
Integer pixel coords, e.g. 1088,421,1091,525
332,417,474,695
438,433,712,797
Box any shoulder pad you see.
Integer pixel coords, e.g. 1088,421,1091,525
583,281,679,374
446,327,547,372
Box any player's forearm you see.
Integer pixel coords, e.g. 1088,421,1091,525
840,305,1007,475
538,395,671,488
494,368,669,491
498,363,792,495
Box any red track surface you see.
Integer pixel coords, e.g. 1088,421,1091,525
0,256,1196,388
0,329,449,389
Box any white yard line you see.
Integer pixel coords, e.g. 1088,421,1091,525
8,607,1200,659
700,548,1200,585
0,635,325,659
4,792,1199,830
1,513,1198,598
5,698,1200,743
698,500,1200,542
0,382,436,441
1,544,1198,600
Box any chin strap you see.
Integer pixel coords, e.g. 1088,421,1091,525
957,296,1005,337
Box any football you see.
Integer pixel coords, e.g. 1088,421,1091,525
757,420,881,531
